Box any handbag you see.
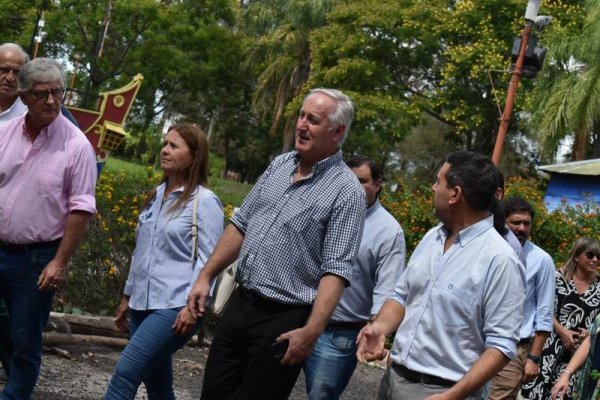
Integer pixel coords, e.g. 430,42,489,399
211,260,238,317
190,192,238,318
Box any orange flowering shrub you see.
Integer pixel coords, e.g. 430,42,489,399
381,177,599,265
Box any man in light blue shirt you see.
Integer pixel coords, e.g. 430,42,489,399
357,151,526,400
304,156,406,400
487,196,555,400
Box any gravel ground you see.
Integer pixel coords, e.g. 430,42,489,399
1,342,385,399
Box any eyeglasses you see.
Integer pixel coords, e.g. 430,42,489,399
585,251,600,260
27,88,65,102
0,66,21,77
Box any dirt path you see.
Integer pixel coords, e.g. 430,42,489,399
1,343,385,399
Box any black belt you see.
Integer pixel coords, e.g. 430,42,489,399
518,337,533,346
0,238,62,252
393,363,456,388
238,286,311,311
327,320,367,330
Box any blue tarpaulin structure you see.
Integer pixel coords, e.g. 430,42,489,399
538,159,600,211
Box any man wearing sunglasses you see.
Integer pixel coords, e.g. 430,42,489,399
0,58,97,400
487,196,555,400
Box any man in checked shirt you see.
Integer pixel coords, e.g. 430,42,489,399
188,88,366,399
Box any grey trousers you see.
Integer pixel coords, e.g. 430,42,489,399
377,365,481,400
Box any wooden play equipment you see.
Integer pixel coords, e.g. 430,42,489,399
66,74,143,165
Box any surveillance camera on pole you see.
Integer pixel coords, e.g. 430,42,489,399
533,15,553,31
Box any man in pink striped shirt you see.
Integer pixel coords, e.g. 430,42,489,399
0,58,97,400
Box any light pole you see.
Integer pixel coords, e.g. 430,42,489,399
491,0,541,166
29,0,50,58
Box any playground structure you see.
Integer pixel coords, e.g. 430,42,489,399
65,74,143,171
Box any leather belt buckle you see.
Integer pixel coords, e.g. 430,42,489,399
327,321,367,330
393,363,455,388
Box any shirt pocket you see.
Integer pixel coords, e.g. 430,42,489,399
35,170,65,197
431,282,476,328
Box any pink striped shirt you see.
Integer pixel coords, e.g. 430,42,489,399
0,113,97,244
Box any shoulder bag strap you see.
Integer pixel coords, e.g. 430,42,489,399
191,189,200,262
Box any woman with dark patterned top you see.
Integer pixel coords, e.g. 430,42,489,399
521,237,600,400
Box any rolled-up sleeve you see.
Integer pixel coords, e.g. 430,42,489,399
68,141,97,214
534,254,556,332
320,189,366,283
371,230,406,314
483,254,526,359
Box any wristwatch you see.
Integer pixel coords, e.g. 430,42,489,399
527,353,542,365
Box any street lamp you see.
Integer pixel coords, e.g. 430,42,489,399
491,0,548,165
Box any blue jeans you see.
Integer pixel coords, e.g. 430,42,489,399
0,244,58,400
104,308,203,400
303,327,360,400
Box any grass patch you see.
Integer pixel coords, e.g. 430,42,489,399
103,157,252,207
104,157,151,178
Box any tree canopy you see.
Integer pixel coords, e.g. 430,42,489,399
2,0,596,181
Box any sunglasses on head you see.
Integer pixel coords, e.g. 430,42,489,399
584,251,600,260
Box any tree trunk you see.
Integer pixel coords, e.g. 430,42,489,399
281,118,295,153
42,331,206,348
572,127,588,160
207,105,224,145
593,120,600,158
43,332,129,347
49,312,127,338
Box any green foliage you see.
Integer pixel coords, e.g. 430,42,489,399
306,0,558,174
527,0,600,160
241,0,332,151
0,0,37,47
380,180,437,254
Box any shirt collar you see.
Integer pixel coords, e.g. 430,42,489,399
22,112,64,140
292,149,343,179
157,181,185,196
0,97,24,117
437,215,494,247
366,199,381,217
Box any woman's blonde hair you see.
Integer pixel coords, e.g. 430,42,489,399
143,123,209,214
560,237,600,282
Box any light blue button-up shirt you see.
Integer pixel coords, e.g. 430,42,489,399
332,200,405,322
124,183,224,310
519,240,555,338
389,216,526,382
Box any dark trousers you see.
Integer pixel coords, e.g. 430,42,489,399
0,243,58,400
0,300,12,376
201,287,312,400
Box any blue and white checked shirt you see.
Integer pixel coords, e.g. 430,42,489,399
124,183,224,310
332,200,405,322
230,150,366,305
389,216,526,382
519,240,555,339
